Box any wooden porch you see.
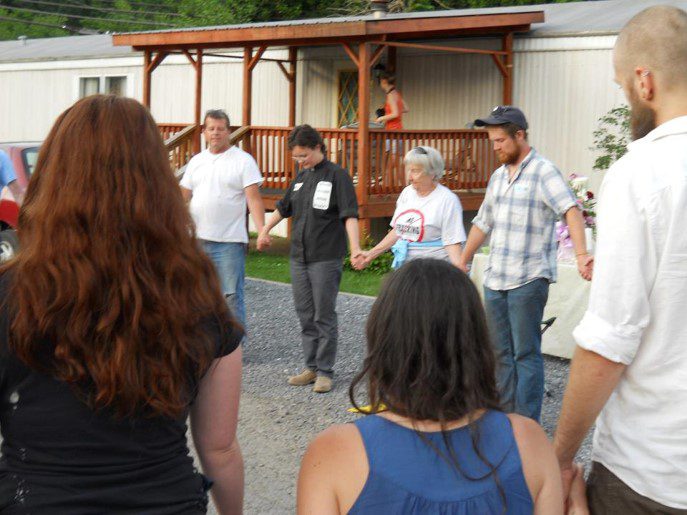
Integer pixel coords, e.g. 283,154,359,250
115,8,544,230
162,124,497,215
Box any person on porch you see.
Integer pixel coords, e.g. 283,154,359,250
458,106,591,422
375,71,408,131
180,109,266,327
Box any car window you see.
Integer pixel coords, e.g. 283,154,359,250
22,147,39,177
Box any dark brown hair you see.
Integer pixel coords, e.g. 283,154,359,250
3,95,234,418
378,71,396,85
349,259,505,503
288,124,325,153
350,258,499,420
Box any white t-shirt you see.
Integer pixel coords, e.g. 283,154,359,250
390,184,466,261
572,117,687,509
180,146,263,243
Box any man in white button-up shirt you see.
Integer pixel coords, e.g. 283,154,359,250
554,6,687,513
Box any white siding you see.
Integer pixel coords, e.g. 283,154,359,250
0,36,626,191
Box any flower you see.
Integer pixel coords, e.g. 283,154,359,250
586,190,594,200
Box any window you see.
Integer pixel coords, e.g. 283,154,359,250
337,70,358,128
78,75,130,98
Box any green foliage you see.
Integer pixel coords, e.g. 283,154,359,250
592,105,631,172
0,0,587,41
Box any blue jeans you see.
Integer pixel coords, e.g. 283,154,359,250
484,278,549,421
201,240,246,326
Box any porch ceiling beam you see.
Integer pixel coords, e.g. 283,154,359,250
276,61,294,82
248,45,268,71
369,40,508,57
146,51,168,74
369,43,387,69
182,49,198,68
342,43,359,68
490,53,508,78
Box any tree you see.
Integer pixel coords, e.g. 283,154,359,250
0,0,589,41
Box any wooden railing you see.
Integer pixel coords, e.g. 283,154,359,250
368,129,497,194
245,127,360,190
160,123,497,194
240,126,495,194
164,124,196,178
158,123,192,141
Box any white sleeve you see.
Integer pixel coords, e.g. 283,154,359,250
440,192,467,245
572,161,657,365
179,158,196,190
242,155,263,189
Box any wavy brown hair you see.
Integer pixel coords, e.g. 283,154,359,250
2,95,234,418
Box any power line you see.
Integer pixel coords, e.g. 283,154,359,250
0,14,75,33
16,0,186,18
82,0,182,12
0,3,176,27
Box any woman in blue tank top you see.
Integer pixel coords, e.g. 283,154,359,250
297,259,588,514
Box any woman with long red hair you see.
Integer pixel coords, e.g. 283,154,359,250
0,95,244,514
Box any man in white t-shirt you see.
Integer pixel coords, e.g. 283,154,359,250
554,6,687,513
180,109,265,325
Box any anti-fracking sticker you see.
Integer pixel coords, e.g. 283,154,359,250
393,209,425,242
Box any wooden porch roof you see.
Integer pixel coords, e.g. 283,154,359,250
112,10,544,49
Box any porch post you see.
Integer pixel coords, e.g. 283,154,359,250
143,49,151,107
242,46,253,153
387,45,397,74
242,46,253,126
288,47,297,127
357,42,371,238
194,49,203,153
502,32,514,105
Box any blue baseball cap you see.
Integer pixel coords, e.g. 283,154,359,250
474,105,528,130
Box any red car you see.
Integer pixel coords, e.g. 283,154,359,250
0,142,39,263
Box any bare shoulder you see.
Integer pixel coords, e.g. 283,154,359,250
304,423,365,465
507,413,548,443
299,423,369,514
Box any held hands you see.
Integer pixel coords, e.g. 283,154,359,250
351,250,373,270
576,253,594,282
565,464,590,515
256,229,271,251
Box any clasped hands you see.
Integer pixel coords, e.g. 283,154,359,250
350,250,373,270
256,228,271,251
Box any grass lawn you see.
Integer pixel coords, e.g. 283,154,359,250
246,236,387,297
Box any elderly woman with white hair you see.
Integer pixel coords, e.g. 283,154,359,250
354,146,466,270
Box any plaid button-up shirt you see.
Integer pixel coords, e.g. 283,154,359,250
472,149,577,291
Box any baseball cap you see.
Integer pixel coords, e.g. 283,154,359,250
474,105,528,130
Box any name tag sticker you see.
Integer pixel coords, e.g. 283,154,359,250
313,181,332,210
293,182,303,191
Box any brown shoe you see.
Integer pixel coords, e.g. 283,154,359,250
313,375,332,393
288,369,317,386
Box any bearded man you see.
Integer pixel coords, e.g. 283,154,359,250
553,6,687,513
458,106,590,422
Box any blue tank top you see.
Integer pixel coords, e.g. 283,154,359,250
349,410,534,514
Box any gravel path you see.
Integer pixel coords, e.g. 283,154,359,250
199,278,593,514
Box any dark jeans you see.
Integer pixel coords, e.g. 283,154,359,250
290,259,343,378
484,278,549,420
588,462,687,514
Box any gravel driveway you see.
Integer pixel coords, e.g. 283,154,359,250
200,278,593,514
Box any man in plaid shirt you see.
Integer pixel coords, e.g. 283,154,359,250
459,106,591,421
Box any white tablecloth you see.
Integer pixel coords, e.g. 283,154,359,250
470,253,590,359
